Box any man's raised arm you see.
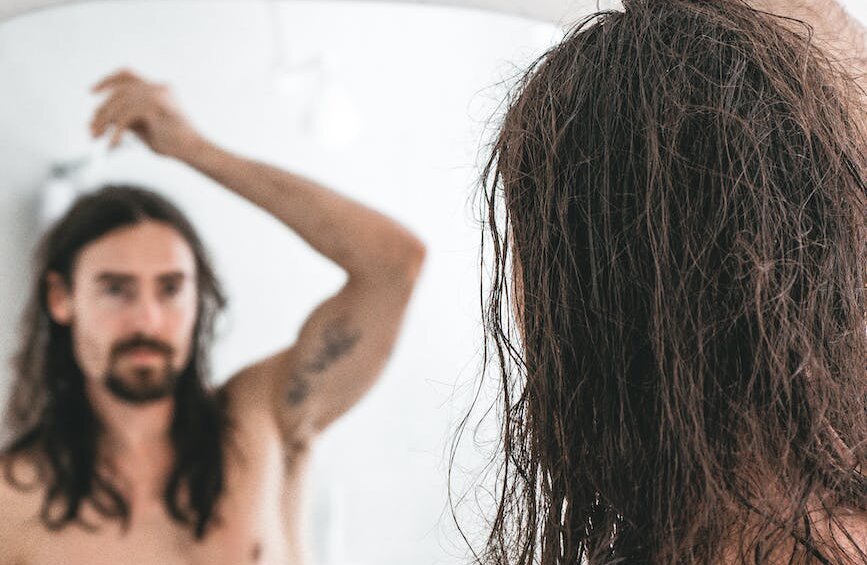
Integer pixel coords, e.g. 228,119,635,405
186,139,426,437
751,0,867,92
90,70,426,448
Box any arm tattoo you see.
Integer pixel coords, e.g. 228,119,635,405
285,375,310,406
304,318,362,373
285,316,361,406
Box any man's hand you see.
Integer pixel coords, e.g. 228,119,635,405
90,68,202,158
750,1,867,90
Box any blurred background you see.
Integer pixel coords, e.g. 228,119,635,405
0,2,573,563
0,1,865,564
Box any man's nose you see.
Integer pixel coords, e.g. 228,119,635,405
130,294,164,332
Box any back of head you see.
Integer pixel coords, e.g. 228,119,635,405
480,0,867,563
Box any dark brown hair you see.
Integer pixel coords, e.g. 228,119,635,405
2,185,229,539
465,1,867,563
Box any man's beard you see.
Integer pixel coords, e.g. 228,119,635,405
104,335,181,404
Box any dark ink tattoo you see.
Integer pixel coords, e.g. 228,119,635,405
284,316,361,407
250,541,262,562
303,318,362,373
285,375,310,406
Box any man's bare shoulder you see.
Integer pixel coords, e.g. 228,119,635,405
219,350,313,444
0,450,45,564
218,352,318,474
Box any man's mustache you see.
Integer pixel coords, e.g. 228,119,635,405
111,334,174,358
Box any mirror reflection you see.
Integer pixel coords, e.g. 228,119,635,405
0,2,561,564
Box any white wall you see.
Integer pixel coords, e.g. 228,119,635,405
0,0,612,25
0,1,564,564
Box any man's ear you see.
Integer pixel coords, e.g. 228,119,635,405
46,271,72,325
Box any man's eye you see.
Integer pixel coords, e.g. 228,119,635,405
105,284,127,296
162,284,181,297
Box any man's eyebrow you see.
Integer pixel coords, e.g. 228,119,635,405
95,272,135,284
157,272,189,284
94,271,190,284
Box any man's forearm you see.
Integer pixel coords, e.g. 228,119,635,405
180,137,425,281
751,0,867,86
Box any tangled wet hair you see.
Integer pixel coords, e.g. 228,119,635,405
2,185,229,539
467,0,867,563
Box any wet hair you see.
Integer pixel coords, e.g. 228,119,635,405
2,184,229,539
465,0,867,563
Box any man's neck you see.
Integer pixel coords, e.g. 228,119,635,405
85,382,176,502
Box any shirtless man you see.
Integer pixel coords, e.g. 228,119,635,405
0,69,426,564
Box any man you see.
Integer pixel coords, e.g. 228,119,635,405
472,0,865,563
0,69,425,564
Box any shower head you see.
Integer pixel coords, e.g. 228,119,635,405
37,135,126,228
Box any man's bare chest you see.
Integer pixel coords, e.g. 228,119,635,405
20,444,302,565
22,490,288,565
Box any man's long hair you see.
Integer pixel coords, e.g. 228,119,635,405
470,0,867,563
2,185,229,539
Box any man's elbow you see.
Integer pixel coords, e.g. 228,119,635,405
374,232,427,284
391,234,426,283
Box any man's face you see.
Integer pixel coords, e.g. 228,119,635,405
47,221,198,404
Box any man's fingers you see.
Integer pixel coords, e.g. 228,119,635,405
91,68,140,93
109,113,142,148
91,92,129,137
109,121,128,148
